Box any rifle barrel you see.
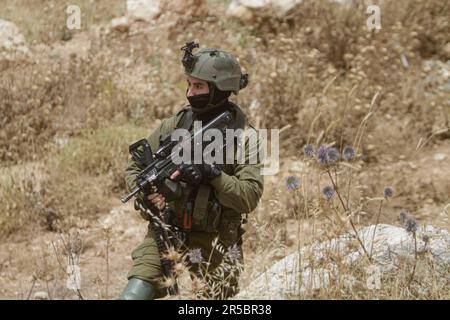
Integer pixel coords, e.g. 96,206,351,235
121,186,140,203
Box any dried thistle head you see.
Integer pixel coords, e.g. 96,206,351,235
172,262,187,276
303,144,315,157
160,276,176,289
327,147,340,163
190,276,206,293
342,145,356,161
383,186,395,199
322,186,335,200
399,210,418,234
316,145,330,165
405,217,418,234
285,175,301,191
316,145,339,166
163,247,183,262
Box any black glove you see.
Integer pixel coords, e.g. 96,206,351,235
178,162,223,186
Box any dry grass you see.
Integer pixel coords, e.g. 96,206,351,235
240,150,450,299
0,0,126,44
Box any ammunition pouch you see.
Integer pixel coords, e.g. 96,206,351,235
218,212,245,248
169,184,245,249
191,185,222,232
171,184,222,233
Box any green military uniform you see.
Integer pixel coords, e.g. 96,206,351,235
120,43,264,299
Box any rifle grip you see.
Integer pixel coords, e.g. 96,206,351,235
159,178,182,202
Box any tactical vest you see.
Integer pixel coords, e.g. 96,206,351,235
168,102,247,233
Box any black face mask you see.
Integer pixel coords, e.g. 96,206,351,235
187,84,231,114
187,93,210,112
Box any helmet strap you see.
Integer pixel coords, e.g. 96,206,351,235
206,83,230,109
207,83,215,106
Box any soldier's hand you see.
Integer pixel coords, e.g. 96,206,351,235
177,162,223,186
179,163,203,186
170,170,181,180
147,193,166,211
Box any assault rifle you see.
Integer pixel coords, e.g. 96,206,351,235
121,110,233,203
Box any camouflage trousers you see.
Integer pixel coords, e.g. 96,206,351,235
127,223,244,299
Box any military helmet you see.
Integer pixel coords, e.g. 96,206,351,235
181,42,248,94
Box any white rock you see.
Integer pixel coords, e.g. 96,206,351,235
227,0,302,19
236,224,450,299
12,34,25,45
227,0,358,19
2,39,13,51
0,19,30,60
433,153,446,161
111,16,130,33
331,0,354,5
241,0,270,8
272,0,304,15
34,291,49,300
127,0,161,21
0,19,25,46
227,4,254,21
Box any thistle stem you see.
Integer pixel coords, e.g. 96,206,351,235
327,170,347,212
407,232,418,287
327,169,371,261
370,199,384,258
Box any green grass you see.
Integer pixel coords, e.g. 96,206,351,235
55,123,149,177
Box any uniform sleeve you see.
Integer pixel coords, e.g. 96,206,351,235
209,131,264,213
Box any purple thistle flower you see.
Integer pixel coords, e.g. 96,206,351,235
342,145,356,161
316,145,330,165
187,248,203,264
399,210,418,234
227,244,241,262
285,176,301,191
303,144,315,157
405,218,418,233
316,145,339,166
322,186,335,200
384,187,394,199
327,147,340,163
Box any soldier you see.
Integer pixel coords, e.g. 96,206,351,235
119,43,264,300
